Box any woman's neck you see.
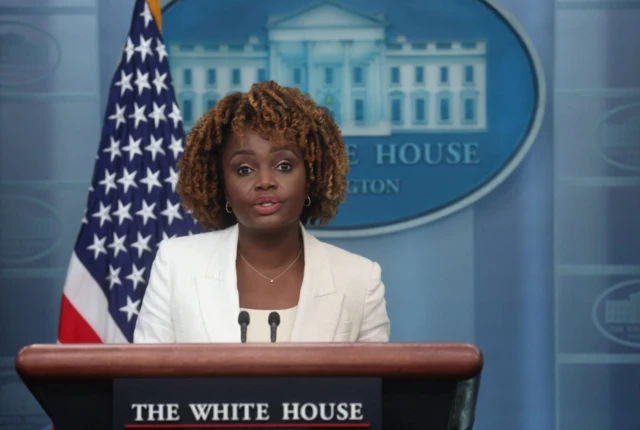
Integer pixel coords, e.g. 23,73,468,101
236,222,303,270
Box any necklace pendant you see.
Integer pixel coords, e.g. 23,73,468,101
270,279,274,283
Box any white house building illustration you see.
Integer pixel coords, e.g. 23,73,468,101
168,0,487,136
606,291,640,324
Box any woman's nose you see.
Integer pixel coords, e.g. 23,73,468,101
254,169,277,191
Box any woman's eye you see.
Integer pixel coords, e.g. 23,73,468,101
276,162,292,172
237,165,253,175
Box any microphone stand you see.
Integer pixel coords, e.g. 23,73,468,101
238,311,250,343
268,311,280,343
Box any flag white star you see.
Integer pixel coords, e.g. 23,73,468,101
161,199,184,226
112,200,133,225
168,102,182,127
98,169,117,194
164,167,179,192
108,103,126,130
106,264,122,290
107,232,128,257
140,2,154,28
135,200,157,226
140,167,162,193
103,137,121,162
126,263,146,291
158,231,176,247
128,102,148,129
145,135,165,161
156,38,168,63
92,202,112,227
168,135,184,159
117,167,138,193
86,234,107,260
123,136,143,161
119,296,141,323
134,35,153,62
125,37,135,63
134,69,151,95
82,208,88,224
148,102,166,128
114,70,133,96
131,232,152,258
152,70,168,94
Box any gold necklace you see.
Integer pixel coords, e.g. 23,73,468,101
238,248,303,283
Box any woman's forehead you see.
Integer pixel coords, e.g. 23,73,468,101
228,128,300,151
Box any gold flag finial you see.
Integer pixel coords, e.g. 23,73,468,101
146,0,162,32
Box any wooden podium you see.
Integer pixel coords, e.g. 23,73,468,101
15,343,483,430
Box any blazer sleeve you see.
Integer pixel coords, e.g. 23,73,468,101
133,242,176,343
357,262,391,342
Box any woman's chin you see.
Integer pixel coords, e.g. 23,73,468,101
238,213,298,232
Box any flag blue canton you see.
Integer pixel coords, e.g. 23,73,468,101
74,0,202,342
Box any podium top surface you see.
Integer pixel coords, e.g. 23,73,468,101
15,342,482,380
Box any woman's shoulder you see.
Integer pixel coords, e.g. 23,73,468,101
159,229,225,254
156,228,234,269
313,237,382,282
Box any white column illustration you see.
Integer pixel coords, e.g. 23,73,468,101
341,41,352,125
269,44,278,83
372,54,381,121
377,42,386,121
195,65,203,120
306,41,314,99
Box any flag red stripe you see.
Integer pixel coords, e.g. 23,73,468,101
58,294,103,343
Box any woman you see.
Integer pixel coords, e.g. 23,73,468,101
133,81,390,343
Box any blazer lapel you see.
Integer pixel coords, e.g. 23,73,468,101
191,223,344,343
194,224,241,343
290,225,345,342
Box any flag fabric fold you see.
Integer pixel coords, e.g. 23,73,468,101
58,0,201,344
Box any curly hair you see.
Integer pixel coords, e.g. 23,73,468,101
176,80,349,231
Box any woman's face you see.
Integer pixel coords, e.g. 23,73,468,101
222,129,308,233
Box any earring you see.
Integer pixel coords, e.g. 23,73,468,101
225,201,233,213
305,195,311,207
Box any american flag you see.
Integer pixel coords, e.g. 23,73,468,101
58,0,201,343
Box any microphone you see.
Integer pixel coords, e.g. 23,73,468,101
268,311,280,343
238,311,250,343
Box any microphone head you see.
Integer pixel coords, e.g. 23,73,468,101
238,310,250,325
268,311,280,326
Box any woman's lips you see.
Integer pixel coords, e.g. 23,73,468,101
252,195,282,215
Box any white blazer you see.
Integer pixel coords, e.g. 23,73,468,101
133,223,390,343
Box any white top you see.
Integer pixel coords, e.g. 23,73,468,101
133,223,390,344
240,306,298,343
